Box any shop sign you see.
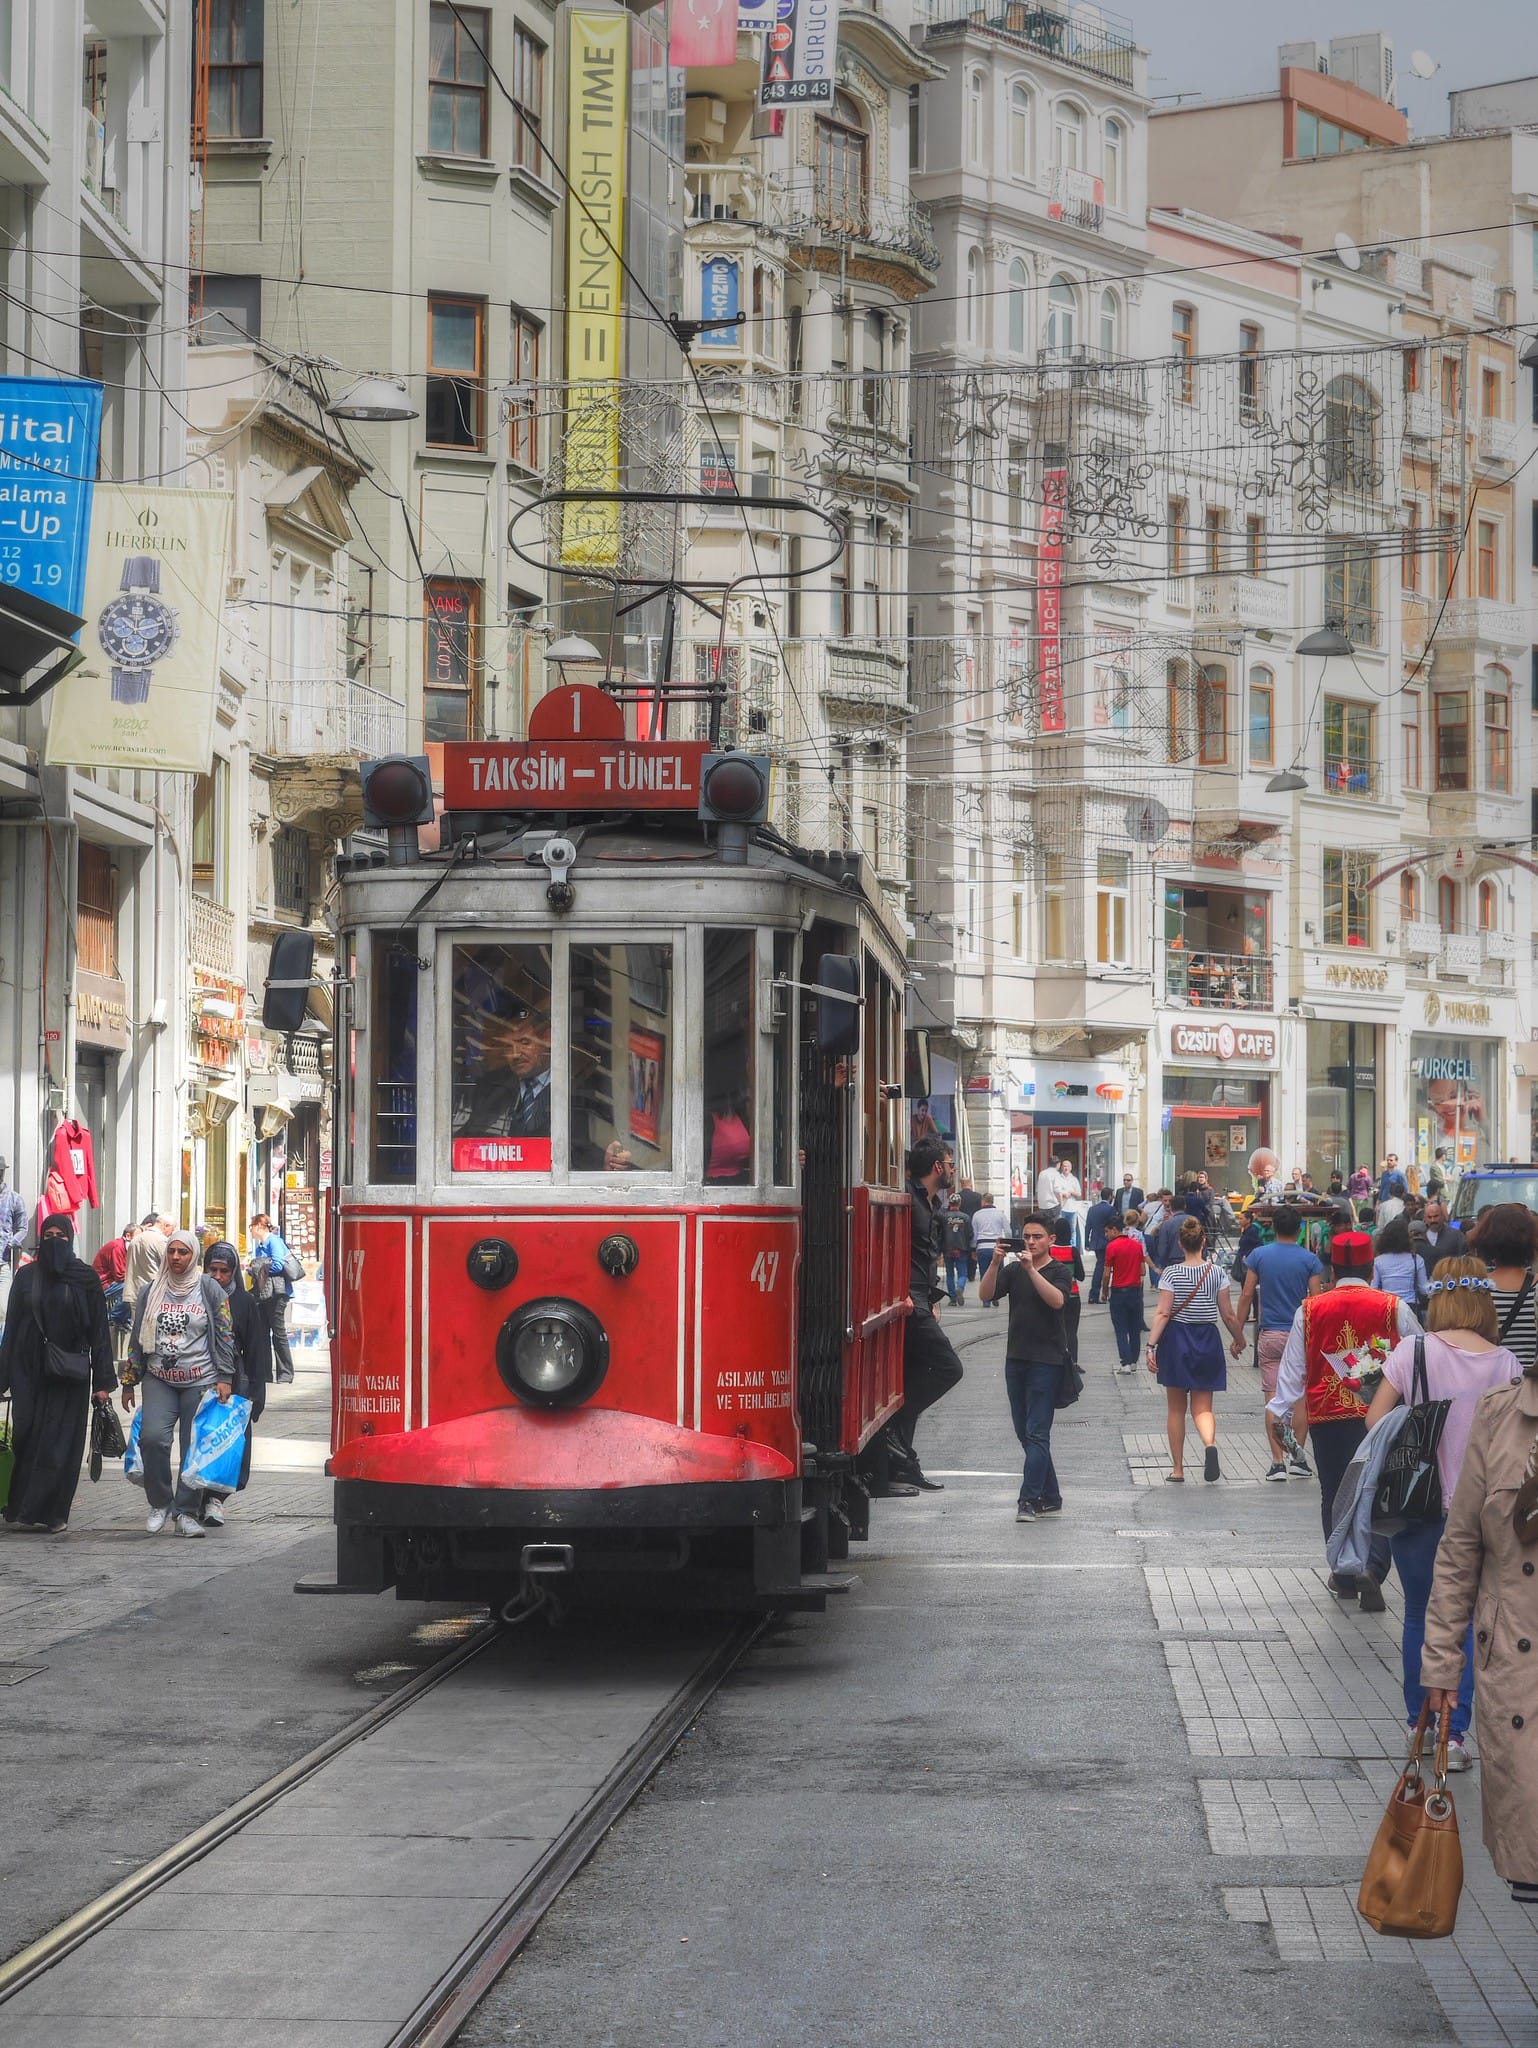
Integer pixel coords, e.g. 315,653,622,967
74,969,130,1052
1166,1018,1278,1064
1442,998,1491,1029
1008,1058,1131,1114
1304,953,1403,1000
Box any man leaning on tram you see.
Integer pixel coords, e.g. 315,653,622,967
864,1136,964,1498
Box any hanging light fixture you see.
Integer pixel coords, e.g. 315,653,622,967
1296,625,1355,658
1265,768,1308,794
1519,334,1538,370
327,376,419,422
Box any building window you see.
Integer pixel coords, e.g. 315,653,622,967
1007,258,1028,355
1006,439,1028,535
428,4,489,157
1166,658,1190,761
1248,666,1274,767
964,247,984,347
76,842,118,977
1172,304,1195,404
1438,508,1460,599
509,308,541,469
816,92,868,235
1477,518,1498,599
1167,496,1186,575
1045,274,1075,358
511,25,545,173
1008,81,1033,180
193,274,262,341
1323,697,1374,794
1324,541,1378,647
1197,665,1227,764
1096,853,1130,964
1477,878,1498,931
966,68,986,163
424,578,481,743
1435,690,1470,791
1401,870,1421,924
426,295,485,448
191,758,231,905
1324,375,1380,493
1053,100,1084,169
1480,365,1501,419
1245,514,1266,573
1203,506,1226,574
1098,288,1120,358
201,0,263,139
271,826,312,922
1437,875,1459,934
1011,850,1029,959
1043,852,1069,959
1402,500,1422,591
1323,849,1371,947
1403,691,1423,789
700,428,738,496
1238,322,1262,423
1103,117,1124,210
1441,354,1461,420
1485,677,1511,791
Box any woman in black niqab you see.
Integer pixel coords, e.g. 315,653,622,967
0,1213,115,1533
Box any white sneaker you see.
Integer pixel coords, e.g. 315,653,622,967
202,1498,225,1528
146,1505,171,1535
1265,1462,1289,1482
175,1513,206,1539
1446,1738,1472,1773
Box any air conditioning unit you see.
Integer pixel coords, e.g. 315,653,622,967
1278,40,1324,75
1328,32,1395,102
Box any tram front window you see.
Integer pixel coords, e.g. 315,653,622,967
703,929,754,1184
569,943,673,1172
450,943,554,1172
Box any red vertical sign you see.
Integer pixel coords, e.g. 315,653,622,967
1037,467,1066,734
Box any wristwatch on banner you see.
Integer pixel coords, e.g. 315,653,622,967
98,555,179,705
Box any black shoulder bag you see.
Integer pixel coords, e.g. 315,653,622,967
1372,1336,1451,1533
31,1286,94,1387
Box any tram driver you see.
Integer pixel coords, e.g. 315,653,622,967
453,954,555,1141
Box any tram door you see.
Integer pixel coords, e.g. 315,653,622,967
796,923,850,1456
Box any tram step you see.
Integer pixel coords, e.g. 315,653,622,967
293,1574,381,1595
751,1571,859,1612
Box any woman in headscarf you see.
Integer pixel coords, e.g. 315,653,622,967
123,1228,236,1537
199,1239,269,1525
0,1214,115,1534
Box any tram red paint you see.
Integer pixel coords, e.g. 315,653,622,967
844,1187,908,1455
334,1215,412,1448
695,1213,800,1462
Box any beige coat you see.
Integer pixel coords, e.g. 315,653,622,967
1422,1370,1538,1884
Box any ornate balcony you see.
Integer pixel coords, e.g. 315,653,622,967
189,894,237,978
1164,949,1274,1012
920,0,1138,87
1193,573,1290,633
1402,920,1444,962
1436,597,1528,652
1478,416,1523,467
266,676,404,759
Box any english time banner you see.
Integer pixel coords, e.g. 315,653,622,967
562,9,629,570
43,485,232,773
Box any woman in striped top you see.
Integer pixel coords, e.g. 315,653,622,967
1466,1203,1538,1370
1145,1217,1247,1483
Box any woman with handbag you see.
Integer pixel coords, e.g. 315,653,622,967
1145,1217,1246,1483
200,1238,271,1523
122,1229,237,1537
1464,1204,1538,1371
1363,1259,1521,1772
0,1214,115,1533
1422,1328,1538,1908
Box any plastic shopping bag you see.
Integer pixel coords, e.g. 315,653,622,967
123,1407,145,1487
182,1391,253,1498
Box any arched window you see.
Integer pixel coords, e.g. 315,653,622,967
1400,869,1421,923
1053,100,1084,169
816,92,869,236
1247,664,1274,767
1103,117,1125,210
1098,288,1120,358
1008,80,1033,180
1045,273,1076,359
1477,878,1498,931
964,246,984,347
966,69,987,164
1008,258,1029,355
1437,875,1460,935
1324,375,1382,494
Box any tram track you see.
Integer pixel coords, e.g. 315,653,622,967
0,1613,764,2045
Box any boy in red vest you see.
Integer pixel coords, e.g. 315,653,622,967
1266,1230,1421,1613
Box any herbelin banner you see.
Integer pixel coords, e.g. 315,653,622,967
562,10,629,571
43,485,231,773
758,0,837,107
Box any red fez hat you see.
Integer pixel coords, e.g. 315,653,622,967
1331,1231,1373,1262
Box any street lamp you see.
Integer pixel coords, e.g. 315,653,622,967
1295,625,1355,658
1265,768,1309,794
327,375,418,422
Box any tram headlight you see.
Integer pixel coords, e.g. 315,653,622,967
496,1298,609,1408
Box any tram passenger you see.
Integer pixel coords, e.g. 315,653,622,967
871,1137,964,1497
453,959,554,1140
705,1093,753,1183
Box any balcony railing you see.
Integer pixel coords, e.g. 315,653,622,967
1483,929,1517,962
1443,932,1483,974
921,0,1138,86
782,182,939,275
1478,415,1523,466
685,162,792,232
1318,757,1383,800
1044,164,1104,233
189,894,237,979
1402,921,1444,960
1403,390,1440,441
266,677,406,759
1194,573,1290,632
1436,598,1528,650
1165,950,1274,1012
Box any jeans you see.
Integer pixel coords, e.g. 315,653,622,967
1108,1287,1143,1365
1087,1251,1106,1304
1391,1517,1474,1741
944,1253,969,1304
264,1295,295,1379
1005,1359,1062,1508
139,1372,209,1516
1311,1418,1390,1584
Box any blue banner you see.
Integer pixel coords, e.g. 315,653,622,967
699,257,741,347
0,376,103,616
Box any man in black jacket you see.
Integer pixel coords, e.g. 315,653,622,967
868,1138,964,1498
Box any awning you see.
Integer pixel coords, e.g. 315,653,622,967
0,587,87,708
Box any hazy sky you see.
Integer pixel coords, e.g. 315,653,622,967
1129,0,1533,135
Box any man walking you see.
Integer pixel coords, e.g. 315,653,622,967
1034,1155,1068,1229
1410,1196,1462,1272
970,1195,1007,1304
956,1177,983,1282
1232,1207,1324,1481
1377,1154,1409,1207
1145,1193,1185,1282
941,1197,973,1307
249,1212,298,1385
1266,1230,1419,1611
123,1214,171,1309
981,1213,1070,1522
1084,1185,1116,1304
1111,1171,1145,1219
1426,1147,1451,1198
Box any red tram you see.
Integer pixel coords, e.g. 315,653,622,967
282,684,914,1614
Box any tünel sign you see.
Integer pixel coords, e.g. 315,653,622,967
444,740,710,810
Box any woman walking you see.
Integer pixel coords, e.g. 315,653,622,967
1423,1313,1538,1906
1364,1259,1521,1771
1465,1203,1538,1371
1102,1218,1147,1373
1146,1217,1246,1483
200,1239,269,1525
122,1228,236,1537
1371,1215,1430,1314
0,1215,114,1533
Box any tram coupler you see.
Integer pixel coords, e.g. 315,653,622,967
520,1542,576,1577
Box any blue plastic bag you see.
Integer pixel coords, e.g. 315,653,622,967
182,1391,253,1497
123,1408,145,1487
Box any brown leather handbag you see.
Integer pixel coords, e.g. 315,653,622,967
1357,1703,1463,1939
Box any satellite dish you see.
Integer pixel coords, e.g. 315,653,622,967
1334,230,1362,273
1408,49,1438,79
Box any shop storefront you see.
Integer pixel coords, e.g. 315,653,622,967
1410,1020,1501,1170
1007,1058,1130,1209
1305,1020,1381,1188
1158,1017,1278,1197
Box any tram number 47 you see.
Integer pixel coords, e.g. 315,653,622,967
750,1250,781,1294
344,1250,366,1289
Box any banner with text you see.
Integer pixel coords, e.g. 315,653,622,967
1036,466,1066,733
43,486,231,772
759,0,837,107
563,10,629,570
0,376,102,614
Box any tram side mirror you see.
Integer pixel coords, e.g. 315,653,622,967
815,953,861,1059
906,1029,932,1103
263,929,316,1034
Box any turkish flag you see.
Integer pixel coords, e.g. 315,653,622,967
671,0,737,67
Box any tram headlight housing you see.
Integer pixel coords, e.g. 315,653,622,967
496,1298,609,1408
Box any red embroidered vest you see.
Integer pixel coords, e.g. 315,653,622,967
1302,1286,1400,1423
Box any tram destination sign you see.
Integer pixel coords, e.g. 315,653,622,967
444,738,711,811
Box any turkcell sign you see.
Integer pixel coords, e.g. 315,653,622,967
758,0,837,107
700,258,741,347
0,376,103,615
444,739,711,811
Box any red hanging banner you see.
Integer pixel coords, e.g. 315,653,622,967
1037,467,1067,734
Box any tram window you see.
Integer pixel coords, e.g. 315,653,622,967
703,929,754,1184
370,931,419,1184
569,943,673,1172
772,931,795,1186
449,942,554,1172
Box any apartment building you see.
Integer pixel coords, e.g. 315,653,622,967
0,0,193,1247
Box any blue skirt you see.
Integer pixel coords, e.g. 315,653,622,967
1156,1320,1228,1393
